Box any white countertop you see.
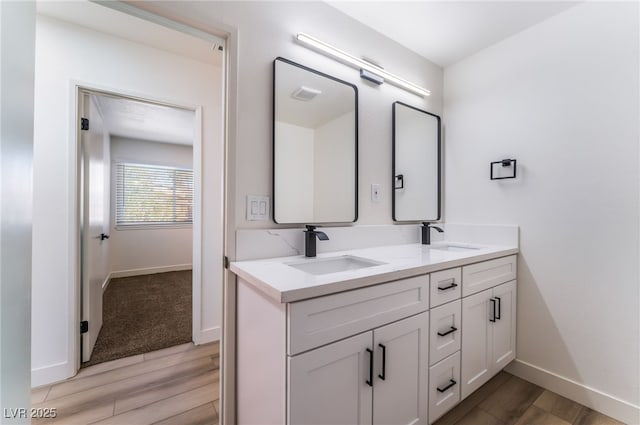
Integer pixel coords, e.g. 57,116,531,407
230,242,519,303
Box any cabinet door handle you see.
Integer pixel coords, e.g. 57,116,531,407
437,326,458,337
436,379,457,393
495,296,501,320
437,279,458,291
378,343,386,380
490,298,497,322
366,348,373,387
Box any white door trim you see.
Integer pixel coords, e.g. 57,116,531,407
66,3,236,422
71,83,207,373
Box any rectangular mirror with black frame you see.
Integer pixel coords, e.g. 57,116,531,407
392,101,441,222
273,57,358,224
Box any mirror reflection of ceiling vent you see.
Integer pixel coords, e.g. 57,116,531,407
291,86,322,101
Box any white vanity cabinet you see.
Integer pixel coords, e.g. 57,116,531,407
461,257,517,399
234,250,518,425
289,312,429,425
236,273,430,425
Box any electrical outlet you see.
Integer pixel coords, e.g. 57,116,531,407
371,184,381,202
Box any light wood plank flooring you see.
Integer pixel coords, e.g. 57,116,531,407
434,372,626,425
33,348,625,425
31,342,219,425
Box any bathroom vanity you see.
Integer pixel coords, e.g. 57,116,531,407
231,241,518,425
240,48,520,425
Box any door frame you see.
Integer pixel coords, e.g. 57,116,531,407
72,85,206,368
67,3,238,423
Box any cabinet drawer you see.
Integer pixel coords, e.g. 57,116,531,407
429,300,461,365
430,268,461,308
462,255,516,297
429,351,461,424
288,275,429,355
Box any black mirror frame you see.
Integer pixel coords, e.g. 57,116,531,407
391,101,442,222
272,56,359,225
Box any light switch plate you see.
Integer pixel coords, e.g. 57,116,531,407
246,195,270,221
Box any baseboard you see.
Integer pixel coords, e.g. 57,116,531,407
31,361,74,388
101,272,112,291
194,326,220,345
505,359,640,424
110,264,192,279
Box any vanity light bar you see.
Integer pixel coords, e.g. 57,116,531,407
296,32,431,98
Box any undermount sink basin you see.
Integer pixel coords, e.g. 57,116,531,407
286,255,386,276
429,243,482,253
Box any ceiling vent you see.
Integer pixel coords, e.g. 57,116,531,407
291,86,322,101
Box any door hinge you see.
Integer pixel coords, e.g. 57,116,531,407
223,256,229,269
80,321,89,334
81,118,89,131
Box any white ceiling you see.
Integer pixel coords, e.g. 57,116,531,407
36,0,222,66
94,95,195,146
36,1,579,70
327,1,580,67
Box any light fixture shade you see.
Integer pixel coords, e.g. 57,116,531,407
296,32,431,98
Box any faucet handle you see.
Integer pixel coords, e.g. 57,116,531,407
422,222,444,233
305,224,325,232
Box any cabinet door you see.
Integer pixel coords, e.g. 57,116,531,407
491,281,516,372
373,312,428,425
288,332,373,425
461,289,492,400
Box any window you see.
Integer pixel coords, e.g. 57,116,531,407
115,162,193,227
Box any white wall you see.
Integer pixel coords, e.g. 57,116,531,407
274,122,314,223
0,1,35,420
146,1,443,231
32,14,223,386
314,111,356,221
443,2,639,422
110,136,193,275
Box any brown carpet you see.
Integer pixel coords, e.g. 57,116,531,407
83,270,192,367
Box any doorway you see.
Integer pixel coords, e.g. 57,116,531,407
78,90,201,365
30,0,226,392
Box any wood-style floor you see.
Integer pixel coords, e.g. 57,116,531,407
31,342,219,425
434,371,626,425
32,346,625,425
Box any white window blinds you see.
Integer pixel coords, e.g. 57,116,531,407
115,162,193,227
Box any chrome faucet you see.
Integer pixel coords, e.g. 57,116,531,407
304,225,329,257
422,222,443,245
